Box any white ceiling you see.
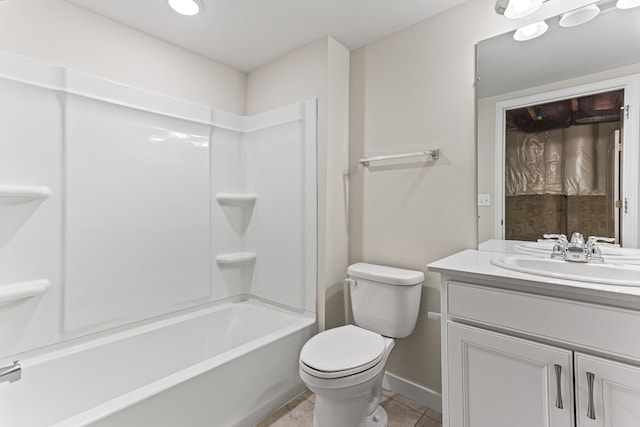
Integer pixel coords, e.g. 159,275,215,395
66,0,467,72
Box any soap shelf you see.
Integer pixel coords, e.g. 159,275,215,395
216,252,257,266
0,185,52,207
216,193,257,266
215,193,257,207
0,279,51,305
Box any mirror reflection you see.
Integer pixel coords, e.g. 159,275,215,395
504,90,623,242
476,1,640,251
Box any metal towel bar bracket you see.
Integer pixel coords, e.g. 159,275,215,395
359,149,439,167
0,360,21,384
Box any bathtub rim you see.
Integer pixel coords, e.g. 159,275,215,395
1,294,313,368
52,304,315,426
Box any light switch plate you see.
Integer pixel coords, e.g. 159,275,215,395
478,194,491,207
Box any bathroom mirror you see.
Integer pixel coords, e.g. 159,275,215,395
477,1,640,250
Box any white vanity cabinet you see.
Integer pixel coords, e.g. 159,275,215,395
575,353,640,427
447,321,640,427
447,322,574,427
428,249,640,427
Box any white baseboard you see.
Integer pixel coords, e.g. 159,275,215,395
382,371,442,413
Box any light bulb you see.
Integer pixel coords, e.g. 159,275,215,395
522,26,536,37
559,4,600,27
504,0,543,19
513,21,548,41
512,0,532,14
617,0,640,9
168,0,201,16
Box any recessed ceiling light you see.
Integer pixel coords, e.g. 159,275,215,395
168,0,202,16
559,4,600,27
504,0,543,19
513,20,549,41
617,0,640,9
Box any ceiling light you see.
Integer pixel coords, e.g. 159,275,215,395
559,4,600,27
617,0,640,9
504,0,543,19
513,20,549,41
168,0,202,16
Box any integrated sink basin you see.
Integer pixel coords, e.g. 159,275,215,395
491,255,640,286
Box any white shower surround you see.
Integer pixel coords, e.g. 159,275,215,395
0,50,317,425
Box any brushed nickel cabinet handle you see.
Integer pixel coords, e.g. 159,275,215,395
554,364,563,409
587,372,596,420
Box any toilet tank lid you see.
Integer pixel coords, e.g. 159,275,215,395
347,262,424,286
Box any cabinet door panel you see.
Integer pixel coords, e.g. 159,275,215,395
447,322,573,427
576,353,640,427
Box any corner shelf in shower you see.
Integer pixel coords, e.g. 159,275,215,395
216,252,257,266
0,185,52,206
0,279,50,305
215,193,257,207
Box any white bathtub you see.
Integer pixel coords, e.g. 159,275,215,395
0,298,315,427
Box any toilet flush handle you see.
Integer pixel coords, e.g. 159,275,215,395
345,278,356,288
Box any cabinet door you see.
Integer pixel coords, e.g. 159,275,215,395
447,322,573,427
575,353,640,427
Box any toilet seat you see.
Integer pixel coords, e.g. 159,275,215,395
300,325,385,379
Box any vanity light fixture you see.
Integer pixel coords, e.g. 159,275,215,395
559,3,600,27
617,0,640,9
495,0,544,19
168,0,202,16
513,20,549,41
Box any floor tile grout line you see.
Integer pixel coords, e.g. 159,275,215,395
413,414,444,427
388,401,425,418
298,389,442,426
425,413,442,422
386,394,430,416
395,402,427,415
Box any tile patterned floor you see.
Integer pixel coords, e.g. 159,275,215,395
255,389,442,427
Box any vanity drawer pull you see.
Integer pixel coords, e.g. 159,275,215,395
586,372,596,420
554,364,563,409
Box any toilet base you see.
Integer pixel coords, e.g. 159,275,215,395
367,405,388,427
311,404,388,427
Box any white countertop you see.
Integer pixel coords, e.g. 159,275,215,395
428,248,640,310
477,239,522,253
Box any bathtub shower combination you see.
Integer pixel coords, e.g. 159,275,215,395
0,50,317,426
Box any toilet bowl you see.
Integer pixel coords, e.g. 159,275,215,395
300,325,394,427
299,263,424,427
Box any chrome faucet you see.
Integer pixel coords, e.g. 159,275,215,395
570,232,585,246
0,360,21,384
565,232,587,262
543,233,614,263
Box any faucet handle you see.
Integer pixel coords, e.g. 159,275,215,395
543,233,568,244
587,236,616,246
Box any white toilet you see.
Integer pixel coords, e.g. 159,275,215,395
299,262,424,427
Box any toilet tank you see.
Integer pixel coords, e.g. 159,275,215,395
347,262,424,338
